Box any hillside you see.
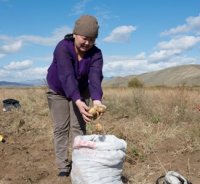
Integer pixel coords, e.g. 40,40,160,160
103,64,200,87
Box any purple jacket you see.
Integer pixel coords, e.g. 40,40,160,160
46,35,103,102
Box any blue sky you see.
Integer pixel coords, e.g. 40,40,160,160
0,0,200,82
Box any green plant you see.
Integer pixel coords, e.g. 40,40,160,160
151,114,161,124
131,145,140,157
128,78,144,88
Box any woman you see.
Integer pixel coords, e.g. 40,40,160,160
46,15,104,177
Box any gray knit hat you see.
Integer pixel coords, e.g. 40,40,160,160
73,15,99,38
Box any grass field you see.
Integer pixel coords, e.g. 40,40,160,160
0,87,199,183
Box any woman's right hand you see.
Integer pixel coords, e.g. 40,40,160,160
75,99,93,123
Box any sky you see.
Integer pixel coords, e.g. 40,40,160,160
0,0,200,82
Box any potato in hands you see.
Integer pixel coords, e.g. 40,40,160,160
96,105,107,113
88,104,106,133
88,104,107,120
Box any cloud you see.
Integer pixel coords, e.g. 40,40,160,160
149,36,200,62
103,25,136,43
21,67,48,79
0,35,12,41
148,50,180,63
103,18,200,75
3,60,32,70
0,69,9,78
103,53,198,77
72,0,90,15
0,40,22,54
0,40,22,59
18,66,48,80
0,26,71,58
0,54,6,59
0,26,71,48
103,54,147,76
161,14,200,36
135,52,146,60
18,26,71,46
157,36,200,50
167,56,197,65
94,5,118,27
0,64,47,82
104,55,166,77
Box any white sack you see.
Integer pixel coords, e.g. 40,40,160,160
71,134,127,184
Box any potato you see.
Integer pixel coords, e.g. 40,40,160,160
88,107,97,116
96,105,106,113
88,104,106,120
95,123,103,132
0,135,4,142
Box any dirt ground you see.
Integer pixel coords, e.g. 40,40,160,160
0,89,200,184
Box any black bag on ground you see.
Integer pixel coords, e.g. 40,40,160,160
2,99,21,112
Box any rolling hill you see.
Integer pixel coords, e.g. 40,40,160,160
103,64,200,87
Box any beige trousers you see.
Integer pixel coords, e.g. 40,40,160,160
47,89,90,172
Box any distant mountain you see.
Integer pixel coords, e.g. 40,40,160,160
103,76,114,81
103,64,200,87
0,81,32,87
21,79,46,86
0,79,46,87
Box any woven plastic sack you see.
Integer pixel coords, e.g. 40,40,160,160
71,134,127,184
156,171,192,184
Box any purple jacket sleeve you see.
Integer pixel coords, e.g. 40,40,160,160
89,50,103,100
54,41,81,101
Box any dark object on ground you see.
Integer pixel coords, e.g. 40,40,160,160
58,163,71,177
58,171,70,177
121,175,129,183
2,99,21,112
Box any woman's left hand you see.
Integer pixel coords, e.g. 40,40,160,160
75,99,93,122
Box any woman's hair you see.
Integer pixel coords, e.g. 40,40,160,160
64,34,74,40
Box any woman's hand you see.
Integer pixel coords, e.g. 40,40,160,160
93,100,102,106
75,99,92,123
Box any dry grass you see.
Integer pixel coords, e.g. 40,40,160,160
0,86,200,183
0,87,52,140
102,87,200,183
